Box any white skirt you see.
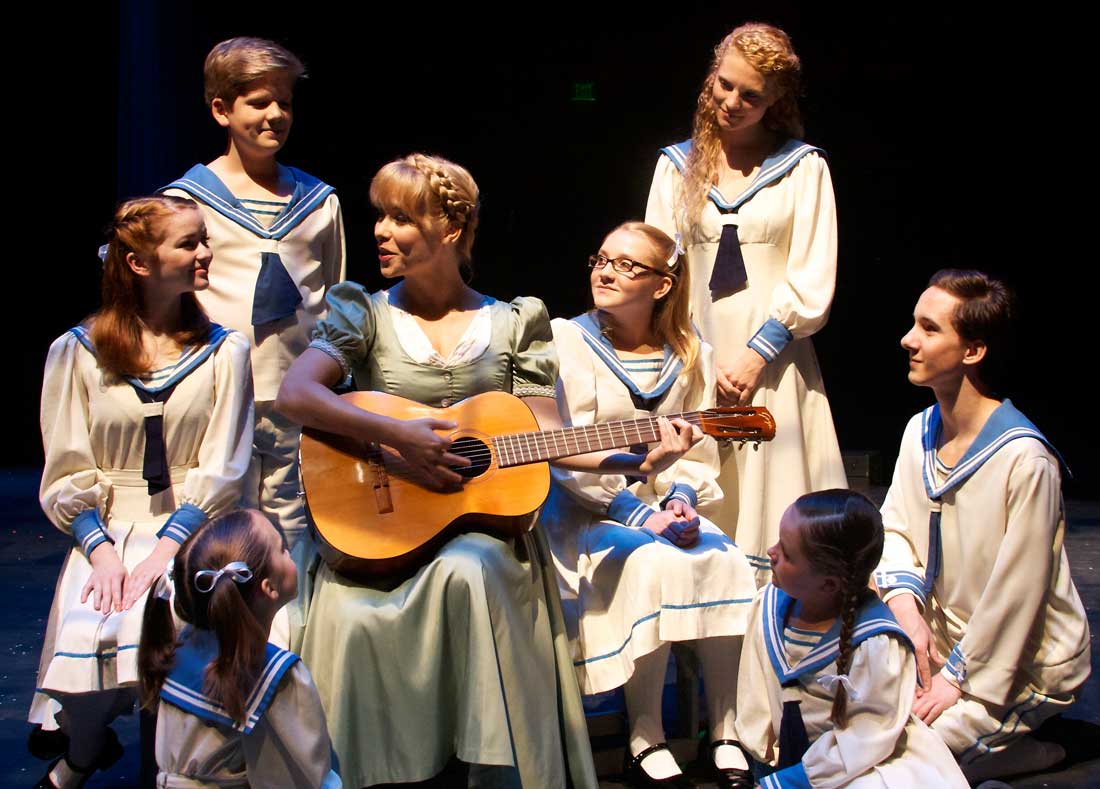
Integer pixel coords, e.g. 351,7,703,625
29,465,191,730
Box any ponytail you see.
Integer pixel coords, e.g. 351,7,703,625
203,572,269,723
138,583,179,711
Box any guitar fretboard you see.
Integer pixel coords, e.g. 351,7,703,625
490,411,705,468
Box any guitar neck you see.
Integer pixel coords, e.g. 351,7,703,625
491,411,703,468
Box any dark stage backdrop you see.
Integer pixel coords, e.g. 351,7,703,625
20,3,1093,497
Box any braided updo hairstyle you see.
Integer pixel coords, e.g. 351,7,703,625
91,196,210,378
792,489,884,727
369,153,481,264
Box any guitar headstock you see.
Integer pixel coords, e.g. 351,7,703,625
699,406,776,446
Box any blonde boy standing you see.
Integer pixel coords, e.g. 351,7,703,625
162,38,345,649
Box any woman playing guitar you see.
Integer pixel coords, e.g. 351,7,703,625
275,154,699,788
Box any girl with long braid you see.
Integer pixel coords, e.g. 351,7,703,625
31,196,254,788
735,490,966,787
276,154,698,788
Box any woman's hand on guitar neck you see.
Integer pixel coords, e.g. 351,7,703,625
637,417,703,475
387,417,471,490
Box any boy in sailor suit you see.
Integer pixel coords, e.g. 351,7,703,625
161,38,345,650
875,269,1090,783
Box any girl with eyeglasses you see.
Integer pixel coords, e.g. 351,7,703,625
538,222,757,787
645,22,848,590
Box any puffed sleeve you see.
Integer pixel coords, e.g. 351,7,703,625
509,297,558,398
746,153,838,362
309,282,376,381
652,341,722,514
765,635,916,789
39,332,113,556
321,195,347,290
946,447,1068,705
874,415,930,607
736,591,782,765
158,331,255,545
245,662,342,788
548,319,640,520
644,154,681,240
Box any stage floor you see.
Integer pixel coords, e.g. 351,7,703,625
2,468,1096,788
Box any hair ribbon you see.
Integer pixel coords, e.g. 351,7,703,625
194,561,253,594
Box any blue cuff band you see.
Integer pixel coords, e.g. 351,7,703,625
659,482,698,510
943,643,967,684
874,569,928,607
761,762,810,789
607,489,656,528
72,509,112,556
747,318,794,362
157,503,208,545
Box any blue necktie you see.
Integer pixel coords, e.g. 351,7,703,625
709,223,748,294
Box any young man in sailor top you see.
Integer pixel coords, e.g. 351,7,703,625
875,269,1090,783
161,37,345,651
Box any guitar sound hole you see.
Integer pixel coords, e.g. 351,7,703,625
450,437,493,480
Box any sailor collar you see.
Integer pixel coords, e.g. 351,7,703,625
571,312,682,408
761,584,912,684
660,138,824,213
70,323,232,394
920,399,1066,500
160,628,299,733
161,164,334,239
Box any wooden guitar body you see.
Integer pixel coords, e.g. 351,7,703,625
300,390,550,578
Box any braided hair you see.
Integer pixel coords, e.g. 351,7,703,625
792,489,884,727
90,195,210,378
369,153,481,264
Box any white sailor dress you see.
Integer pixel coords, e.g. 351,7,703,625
538,315,757,694
155,628,341,788
874,400,1091,763
645,139,848,585
30,325,254,730
736,586,967,788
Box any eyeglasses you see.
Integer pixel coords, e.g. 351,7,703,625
587,254,674,280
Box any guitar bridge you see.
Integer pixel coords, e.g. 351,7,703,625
367,454,394,514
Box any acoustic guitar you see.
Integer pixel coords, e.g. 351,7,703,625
300,390,775,578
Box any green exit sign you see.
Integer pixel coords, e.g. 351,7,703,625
572,82,596,102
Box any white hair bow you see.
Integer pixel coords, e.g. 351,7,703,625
817,673,861,701
193,561,253,594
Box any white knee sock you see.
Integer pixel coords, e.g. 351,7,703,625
624,644,682,778
696,636,749,771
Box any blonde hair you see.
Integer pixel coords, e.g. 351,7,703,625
369,153,481,263
203,37,305,105
678,23,803,231
610,222,702,395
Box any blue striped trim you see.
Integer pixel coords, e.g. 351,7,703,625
574,597,754,666
659,482,698,510
748,319,794,363
54,644,138,660
69,324,233,395
760,762,810,789
161,164,334,240
943,643,967,684
608,490,656,528
783,634,821,648
959,691,1047,764
71,509,112,556
660,138,824,212
746,552,772,569
874,569,927,605
571,312,683,408
761,585,913,682
156,503,207,545
920,400,1067,500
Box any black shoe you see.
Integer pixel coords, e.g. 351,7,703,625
28,725,69,761
33,728,124,789
622,742,693,788
701,738,754,789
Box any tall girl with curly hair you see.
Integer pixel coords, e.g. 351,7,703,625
735,490,966,787
30,196,254,788
645,22,848,587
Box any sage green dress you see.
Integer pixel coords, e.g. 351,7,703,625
302,283,597,789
